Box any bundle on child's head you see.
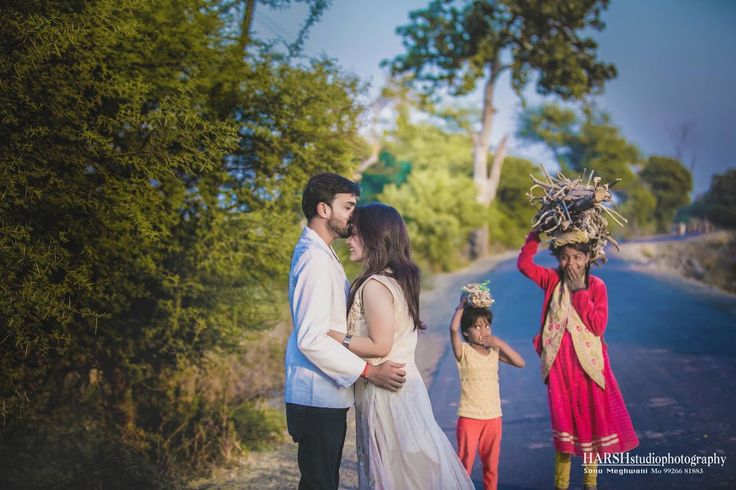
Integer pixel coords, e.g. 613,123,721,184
461,281,494,309
526,167,628,265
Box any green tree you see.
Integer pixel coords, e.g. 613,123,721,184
640,156,693,232
1,1,239,485
517,103,653,233
517,103,640,186
384,0,616,222
618,182,657,235
517,103,579,168
1,0,363,485
380,169,484,271
700,169,736,228
383,116,473,175
493,156,544,245
371,109,543,262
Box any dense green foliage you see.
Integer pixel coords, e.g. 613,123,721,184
618,182,658,235
640,156,693,232
382,0,618,259
381,169,484,271
376,153,544,270
382,110,473,174
384,0,616,101
1,0,363,486
364,105,483,269
492,157,545,244
517,103,674,234
517,104,639,185
360,151,412,202
677,169,734,230
700,169,736,228
372,110,542,268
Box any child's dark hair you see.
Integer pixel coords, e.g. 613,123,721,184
550,241,593,283
549,240,593,258
460,306,493,340
301,173,361,220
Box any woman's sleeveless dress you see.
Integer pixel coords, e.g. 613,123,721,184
348,274,474,490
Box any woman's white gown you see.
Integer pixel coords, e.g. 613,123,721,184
348,274,474,490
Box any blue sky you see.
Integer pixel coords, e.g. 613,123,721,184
253,0,736,195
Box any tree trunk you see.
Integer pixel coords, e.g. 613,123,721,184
468,224,489,261
470,60,500,257
239,0,256,52
487,133,509,202
473,63,498,205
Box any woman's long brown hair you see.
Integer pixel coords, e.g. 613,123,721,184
347,203,425,331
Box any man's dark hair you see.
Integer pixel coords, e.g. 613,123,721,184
301,173,361,220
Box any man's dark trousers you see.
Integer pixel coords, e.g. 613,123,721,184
286,402,349,490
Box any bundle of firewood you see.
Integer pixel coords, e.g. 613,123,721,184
527,167,627,264
461,281,494,308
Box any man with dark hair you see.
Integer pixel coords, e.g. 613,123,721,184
285,173,406,490
301,172,361,223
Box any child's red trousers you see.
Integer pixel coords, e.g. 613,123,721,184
456,416,502,490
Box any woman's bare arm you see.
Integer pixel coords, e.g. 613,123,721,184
327,279,395,358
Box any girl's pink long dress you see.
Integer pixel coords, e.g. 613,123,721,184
517,232,639,456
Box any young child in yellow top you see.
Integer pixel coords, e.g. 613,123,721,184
449,282,525,490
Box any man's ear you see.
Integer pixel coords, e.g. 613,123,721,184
316,201,331,219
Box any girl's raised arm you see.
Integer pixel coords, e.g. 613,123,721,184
517,231,557,290
488,335,525,368
448,296,466,362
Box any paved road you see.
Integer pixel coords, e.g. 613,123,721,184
429,250,736,489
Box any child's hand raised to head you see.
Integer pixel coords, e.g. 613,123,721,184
457,293,468,310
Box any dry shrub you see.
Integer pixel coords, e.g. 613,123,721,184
154,320,291,475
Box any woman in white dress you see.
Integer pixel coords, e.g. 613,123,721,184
328,203,474,490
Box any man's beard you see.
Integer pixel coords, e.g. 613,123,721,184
327,217,350,238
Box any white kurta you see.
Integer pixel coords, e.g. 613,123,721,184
284,226,366,409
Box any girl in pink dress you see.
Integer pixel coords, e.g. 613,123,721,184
517,230,638,490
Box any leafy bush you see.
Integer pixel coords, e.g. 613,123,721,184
640,156,693,232
701,169,736,228
380,169,484,271
491,156,544,246
0,419,176,490
232,403,285,452
1,0,361,484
